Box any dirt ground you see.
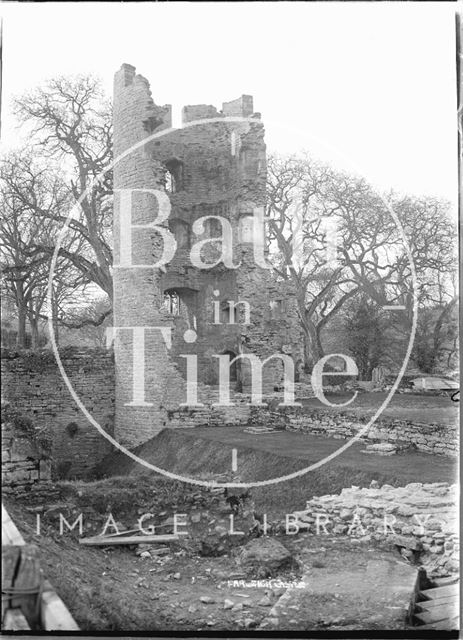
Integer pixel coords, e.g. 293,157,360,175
5,495,415,632
3,390,456,632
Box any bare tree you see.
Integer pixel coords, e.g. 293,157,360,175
266,153,458,372
267,153,389,368
60,295,112,347
13,75,113,299
375,194,459,373
0,151,88,347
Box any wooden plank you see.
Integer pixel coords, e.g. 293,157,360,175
414,602,460,625
10,545,42,629
2,504,26,546
416,615,459,630
2,506,78,631
104,527,142,538
433,576,459,588
102,524,174,538
3,608,31,630
419,584,459,600
415,594,459,610
79,533,179,546
1,545,21,622
40,580,79,631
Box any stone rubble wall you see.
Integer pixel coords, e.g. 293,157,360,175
161,396,457,460
131,388,457,459
167,396,457,458
290,482,459,578
2,416,52,488
1,348,115,479
285,409,458,457
1,345,457,488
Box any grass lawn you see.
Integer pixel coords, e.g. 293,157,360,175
183,425,457,481
176,425,457,509
99,426,457,518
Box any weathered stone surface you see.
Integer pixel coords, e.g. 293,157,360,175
11,437,38,461
1,349,115,479
392,535,422,551
111,63,306,446
257,595,272,606
237,537,293,577
363,442,397,455
291,482,459,578
260,556,419,631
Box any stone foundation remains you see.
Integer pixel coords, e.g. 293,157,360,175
289,482,459,578
166,400,457,457
284,409,458,457
2,405,52,489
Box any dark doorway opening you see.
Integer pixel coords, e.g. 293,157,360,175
222,350,242,391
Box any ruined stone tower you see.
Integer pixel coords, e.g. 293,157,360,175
113,64,303,447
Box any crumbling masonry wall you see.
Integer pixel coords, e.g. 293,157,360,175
113,64,303,446
290,482,459,578
166,403,457,456
2,406,52,490
285,410,458,457
1,349,114,479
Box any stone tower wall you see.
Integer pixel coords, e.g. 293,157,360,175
113,64,303,447
113,64,188,446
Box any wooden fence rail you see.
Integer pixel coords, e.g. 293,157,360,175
2,503,79,631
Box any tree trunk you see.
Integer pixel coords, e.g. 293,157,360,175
17,304,27,348
302,315,324,372
16,284,27,348
303,336,313,372
315,326,324,361
29,315,39,350
27,301,40,350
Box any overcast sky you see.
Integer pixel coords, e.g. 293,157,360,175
0,2,458,207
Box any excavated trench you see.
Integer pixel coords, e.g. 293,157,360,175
92,427,458,631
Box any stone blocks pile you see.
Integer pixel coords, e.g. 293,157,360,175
291,482,459,578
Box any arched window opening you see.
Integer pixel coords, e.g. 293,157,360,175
223,350,238,382
162,290,180,315
165,171,173,193
161,286,198,323
165,159,184,193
